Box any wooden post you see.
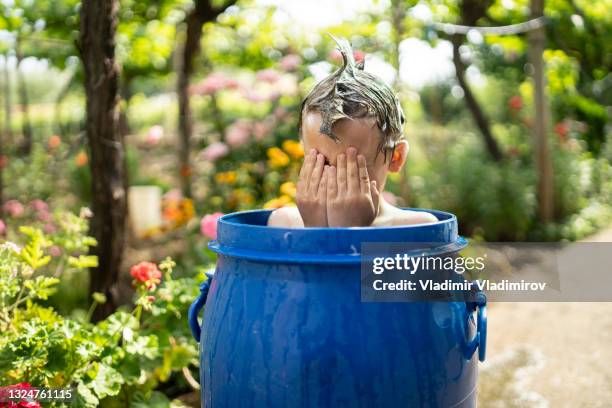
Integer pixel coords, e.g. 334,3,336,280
529,0,554,222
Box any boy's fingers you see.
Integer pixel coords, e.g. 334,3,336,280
336,153,347,195
299,149,316,186
327,166,338,199
310,154,325,193
357,154,370,194
371,180,380,215
346,147,359,193
318,165,329,200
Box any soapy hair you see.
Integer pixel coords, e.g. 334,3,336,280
298,36,405,162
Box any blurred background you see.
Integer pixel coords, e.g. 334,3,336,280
0,0,610,406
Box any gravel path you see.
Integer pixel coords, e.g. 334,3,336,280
478,227,612,407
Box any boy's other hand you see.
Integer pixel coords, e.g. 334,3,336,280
326,147,380,227
296,149,329,227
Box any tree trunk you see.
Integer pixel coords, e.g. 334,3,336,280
529,0,554,222
2,55,12,147
79,0,127,321
16,41,33,156
119,74,132,137
176,0,238,198
177,12,199,198
451,34,503,162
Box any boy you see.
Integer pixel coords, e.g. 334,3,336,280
268,37,438,228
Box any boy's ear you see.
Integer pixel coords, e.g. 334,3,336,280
388,140,409,172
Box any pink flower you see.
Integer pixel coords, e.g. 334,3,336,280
29,199,49,212
0,219,5,236
201,142,229,162
163,188,183,202
279,54,301,71
242,89,268,102
191,73,240,96
225,120,252,147
256,69,281,83
36,211,52,223
381,191,398,206
3,200,24,218
49,245,62,257
43,223,56,234
146,125,164,145
253,121,271,141
273,106,287,120
200,212,224,240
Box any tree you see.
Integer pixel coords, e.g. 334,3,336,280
176,0,237,197
79,0,127,320
15,37,33,155
449,0,504,162
1,53,12,148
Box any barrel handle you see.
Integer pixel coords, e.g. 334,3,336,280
465,291,487,362
188,276,212,343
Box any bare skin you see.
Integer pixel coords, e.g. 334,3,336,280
268,111,438,227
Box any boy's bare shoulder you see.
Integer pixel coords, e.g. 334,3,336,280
267,206,304,228
373,206,438,227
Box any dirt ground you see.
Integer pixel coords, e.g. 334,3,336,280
478,227,612,408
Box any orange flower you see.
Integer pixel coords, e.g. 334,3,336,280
75,151,88,167
215,171,237,184
263,195,294,209
280,181,296,197
48,135,61,149
180,164,193,178
282,140,304,159
267,147,290,168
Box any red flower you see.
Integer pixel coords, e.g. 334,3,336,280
508,95,522,111
554,121,570,141
0,383,42,408
130,262,162,289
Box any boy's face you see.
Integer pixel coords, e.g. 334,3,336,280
301,111,406,189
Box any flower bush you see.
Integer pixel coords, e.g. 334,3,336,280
0,212,206,407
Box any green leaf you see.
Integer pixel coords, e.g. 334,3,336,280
76,381,99,408
68,255,99,269
89,362,123,399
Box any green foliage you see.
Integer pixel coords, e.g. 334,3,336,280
0,214,205,407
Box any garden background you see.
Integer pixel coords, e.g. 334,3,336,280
0,0,610,406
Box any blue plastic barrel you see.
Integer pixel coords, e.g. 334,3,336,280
189,209,486,408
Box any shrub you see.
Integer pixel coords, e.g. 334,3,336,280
0,213,204,407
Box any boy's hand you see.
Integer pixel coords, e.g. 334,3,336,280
296,149,329,227
326,147,380,227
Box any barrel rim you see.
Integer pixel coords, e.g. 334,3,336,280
217,207,457,232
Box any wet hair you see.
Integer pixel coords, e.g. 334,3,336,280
298,36,405,162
